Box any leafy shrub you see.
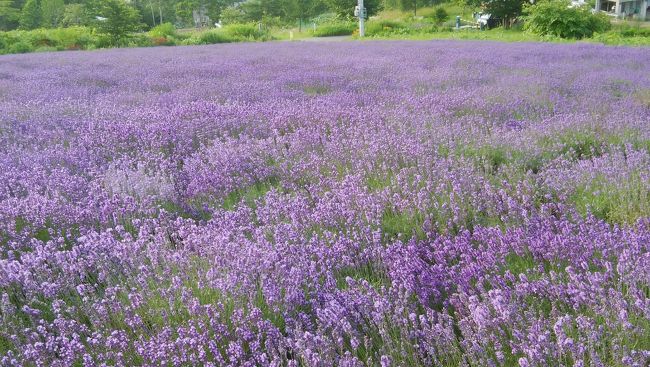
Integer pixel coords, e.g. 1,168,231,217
49,27,96,49
149,36,173,46
523,0,611,39
127,33,153,47
614,25,650,38
590,31,650,46
0,27,98,53
8,41,33,53
95,0,143,46
196,30,236,44
149,23,176,38
0,34,7,51
365,20,409,36
224,24,269,40
432,7,449,24
35,46,60,53
312,22,356,37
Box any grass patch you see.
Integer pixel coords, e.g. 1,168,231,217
312,22,355,37
335,263,391,290
571,174,650,225
381,208,426,242
302,84,330,96
365,171,395,191
365,20,411,37
222,177,280,210
634,89,650,109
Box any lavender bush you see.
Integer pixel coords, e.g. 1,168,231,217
0,41,649,366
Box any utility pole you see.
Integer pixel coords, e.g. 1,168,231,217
356,0,365,37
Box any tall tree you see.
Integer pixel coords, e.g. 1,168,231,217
94,0,142,44
0,0,20,30
61,3,89,26
284,0,325,30
465,0,525,27
41,0,63,27
19,0,41,29
323,0,381,19
399,0,417,16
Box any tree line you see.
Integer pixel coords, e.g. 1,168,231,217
0,0,566,34
0,0,463,32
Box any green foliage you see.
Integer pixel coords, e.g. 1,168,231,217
196,29,236,44
335,263,390,290
172,0,229,28
19,0,40,30
61,4,88,27
523,0,610,39
40,0,62,28
463,0,524,26
615,25,650,38
223,23,269,39
93,0,142,45
0,0,20,31
572,175,650,225
149,22,176,38
365,19,409,35
222,178,279,211
323,0,382,19
7,39,30,52
381,208,425,241
187,25,272,45
398,0,418,14
590,24,650,46
312,21,355,36
431,6,448,24
220,5,248,24
0,26,98,54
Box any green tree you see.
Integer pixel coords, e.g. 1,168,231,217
174,0,194,24
0,0,21,30
94,0,142,44
284,0,325,30
523,0,610,38
61,3,89,26
41,0,63,27
432,6,447,23
465,0,525,27
219,5,247,24
323,0,381,19
399,0,418,16
19,0,41,29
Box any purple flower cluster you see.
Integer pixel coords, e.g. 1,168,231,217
1,41,649,366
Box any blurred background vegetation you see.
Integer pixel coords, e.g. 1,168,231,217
0,0,648,54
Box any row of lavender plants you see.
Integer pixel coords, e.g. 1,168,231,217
0,41,649,366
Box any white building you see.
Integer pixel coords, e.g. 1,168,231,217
596,0,649,20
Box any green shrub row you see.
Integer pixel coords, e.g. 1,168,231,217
0,23,272,55
311,22,356,37
181,24,272,45
0,27,98,54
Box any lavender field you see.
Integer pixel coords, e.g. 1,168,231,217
0,41,649,366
